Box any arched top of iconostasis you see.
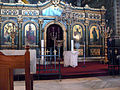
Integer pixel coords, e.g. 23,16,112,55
22,20,39,31
72,22,85,31
44,20,66,33
89,23,101,33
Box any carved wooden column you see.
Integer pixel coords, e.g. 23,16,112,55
38,19,43,49
104,28,108,63
100,6,106,62
40,19,44,64
101,22,105,58
84,19,89,56
66,20,71,50
18,15,23,49
41,25,44,40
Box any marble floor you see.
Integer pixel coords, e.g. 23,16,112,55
14,76,120,90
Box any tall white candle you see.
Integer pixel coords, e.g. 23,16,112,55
71,40,74,51
41,40,44,64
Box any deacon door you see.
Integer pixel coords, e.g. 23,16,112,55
88,25,103,57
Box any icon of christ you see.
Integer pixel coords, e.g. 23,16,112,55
26,24,35,44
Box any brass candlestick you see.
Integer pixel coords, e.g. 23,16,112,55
10,23,17,49
104,27,113,63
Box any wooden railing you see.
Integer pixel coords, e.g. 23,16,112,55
0,45,33,90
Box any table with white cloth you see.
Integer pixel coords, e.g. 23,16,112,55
0,50,36,75
63,51,79,67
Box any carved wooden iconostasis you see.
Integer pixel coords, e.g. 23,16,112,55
0,0,106,61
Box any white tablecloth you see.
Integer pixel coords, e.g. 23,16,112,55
63,51,79,67
0,50,36,75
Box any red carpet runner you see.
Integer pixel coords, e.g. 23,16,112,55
37,62,108,77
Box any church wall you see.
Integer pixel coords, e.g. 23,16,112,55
114,0,120,46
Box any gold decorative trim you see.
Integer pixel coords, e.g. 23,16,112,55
39,16,57,18
0,17,2,23
1,45,17,48
44,21,66,49
87,18,102,21
86,11,101,14
1,15,18,17
22,16,39,18
1,6,19,9
22,45,39,48
72,10,85,13
88,45,103,47
22,7,39,10
22,16,60,18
